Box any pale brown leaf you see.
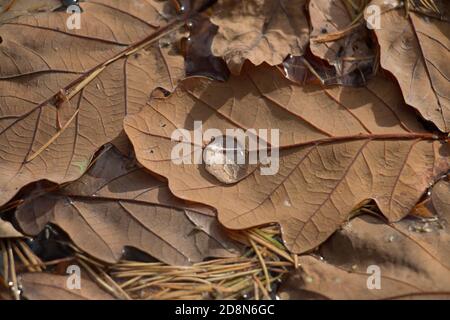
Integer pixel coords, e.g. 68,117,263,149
309,0,375,86
432,178,449,216
210,0,309,74
20,272,115,300
0,0,60,22
0,218,23,238
279,210,450,300
0,0,185,206
366,0,450,132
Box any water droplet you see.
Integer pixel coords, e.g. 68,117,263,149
159,40,171,48
304,275,313,283
186,20,194,29
203,136,249,184
63,0,79,6
283,199,291,207
387,235,395,242
179,5,185,13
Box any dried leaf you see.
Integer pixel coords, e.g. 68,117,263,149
366,0,450,132
309,0,375,86
20,272,115,300
124,64,449,254
0,0,60,22
183,14,230,81
279,210,450,299
210,0,309,74
0,0,185,206
0,218,23,238
432,178,449,216
15,147,241,265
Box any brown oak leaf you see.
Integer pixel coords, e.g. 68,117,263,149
309,0,375,86
0,0,186,206
365,0,450,132
124,64,449,254
279,206,450,299
210,0,309,74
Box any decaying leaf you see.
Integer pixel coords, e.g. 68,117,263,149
365,0,450,132
183,14,230,81
309,0,375,86
15,147,241,265
0,0,186,206
20,272,115,300
411,175,449,218
278,209,450,299
210,0,309,74
432,178,449,216
0,0,60,22
124,64,449,255
0,218,23,238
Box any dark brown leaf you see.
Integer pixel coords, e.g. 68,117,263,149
15,147,242,265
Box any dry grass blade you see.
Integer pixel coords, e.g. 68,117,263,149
0,238,43,299
59,227,295,300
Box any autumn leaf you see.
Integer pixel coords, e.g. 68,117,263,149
209,0,309,74
309,0,376,86
0,0,186,206
0,218,23,238
15,147,241,265
20,272,115,300
365,0,450,132
431,178,449,216
183,14,230,81
278,208,450,299
0,0,60,22
124,64,449,254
